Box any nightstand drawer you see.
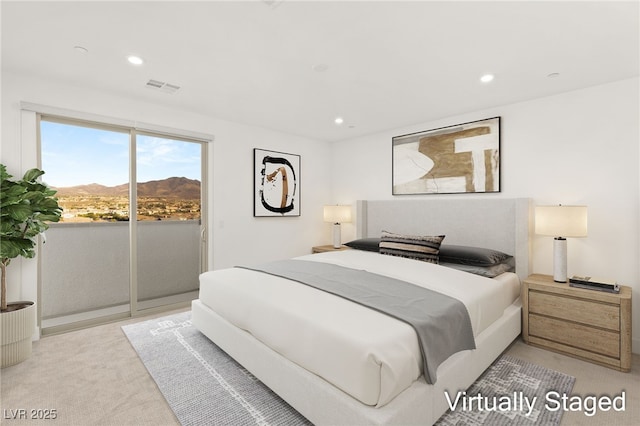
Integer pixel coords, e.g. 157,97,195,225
529,291,620,331
529,314,620,358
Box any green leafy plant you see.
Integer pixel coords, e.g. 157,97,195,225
1,164,62,312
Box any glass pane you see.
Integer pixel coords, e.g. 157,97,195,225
136,135,201,221
40,120,131,328
41,120,130,223
136,134,202,310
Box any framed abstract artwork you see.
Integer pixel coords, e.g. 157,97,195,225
392,117,501,195
254,148,300,217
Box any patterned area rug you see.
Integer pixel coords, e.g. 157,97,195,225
123,311,574,426
435,355,575,426
122,311,311,426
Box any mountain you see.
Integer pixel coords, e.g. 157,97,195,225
53,182,126,197
53,177,201,199
136,177,200,199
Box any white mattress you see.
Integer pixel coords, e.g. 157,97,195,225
198,250,520,408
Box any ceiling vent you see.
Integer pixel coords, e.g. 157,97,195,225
145,79,180,94
262,0,285,9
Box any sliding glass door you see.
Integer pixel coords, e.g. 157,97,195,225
39,117,207,333
134,133,205,311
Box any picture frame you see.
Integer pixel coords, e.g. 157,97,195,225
254,148,300,217
392,117,501,195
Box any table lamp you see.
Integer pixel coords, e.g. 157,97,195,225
324,205,352,248
535,205,588,282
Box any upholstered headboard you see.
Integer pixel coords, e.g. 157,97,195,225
356,198,533,281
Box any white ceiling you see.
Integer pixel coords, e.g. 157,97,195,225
2,1,638,142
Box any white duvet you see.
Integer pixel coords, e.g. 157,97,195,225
198,250,520,407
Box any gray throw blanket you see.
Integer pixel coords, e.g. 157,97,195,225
238,259,476,384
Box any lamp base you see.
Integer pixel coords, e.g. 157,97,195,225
332,223,341,249
553,237,567,283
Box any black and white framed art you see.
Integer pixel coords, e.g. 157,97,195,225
254,148,300,217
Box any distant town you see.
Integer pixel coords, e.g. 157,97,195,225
56,195,200,222
53,177,201,223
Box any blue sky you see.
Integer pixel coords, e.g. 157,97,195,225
40,120,201,187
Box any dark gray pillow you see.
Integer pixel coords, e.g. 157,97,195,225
439,245,513,266
441,257,515,278
344,238,380,252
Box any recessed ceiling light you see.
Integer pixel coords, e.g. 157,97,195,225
127,55,144,65
480,74,494,83
262,0,285,9
547,72,560,78
73,46,88,54
312,64,329,72
334,117,344,125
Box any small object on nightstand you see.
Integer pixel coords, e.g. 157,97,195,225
312,245,351,254
569,275,620,293
522,274,631,372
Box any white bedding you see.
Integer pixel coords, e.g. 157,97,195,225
198,250,520,408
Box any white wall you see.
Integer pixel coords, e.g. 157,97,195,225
3,71,638,352
1,71,333,316
331,77,640,352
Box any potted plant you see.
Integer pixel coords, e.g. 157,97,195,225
1,164,62,367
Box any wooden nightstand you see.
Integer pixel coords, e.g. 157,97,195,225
522,273,632,372
311,245,351,254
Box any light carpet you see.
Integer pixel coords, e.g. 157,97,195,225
123,311,574,426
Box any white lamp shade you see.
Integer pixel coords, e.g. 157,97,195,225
535,205,587,237
324,205,352,224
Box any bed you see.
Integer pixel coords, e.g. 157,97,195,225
192,198,532,425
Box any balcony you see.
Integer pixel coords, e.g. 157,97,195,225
40,220,202,331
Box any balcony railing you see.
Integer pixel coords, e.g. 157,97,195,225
40,220,201,324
